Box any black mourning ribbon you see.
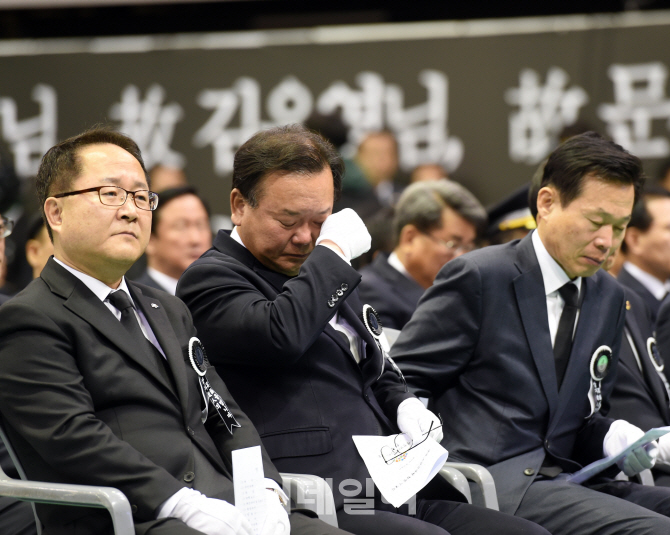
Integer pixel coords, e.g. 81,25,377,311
554,282,580,389
107,289,171,385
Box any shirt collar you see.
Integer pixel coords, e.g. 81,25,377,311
146,267,178,295
231,226,246,248
54,257,134,305
531,230,582,296
623,261,670,300
387,251,413,279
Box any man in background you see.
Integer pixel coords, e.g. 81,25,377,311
617,186,670,323
134,186,211,295
24,213,53,280
358,179,485,330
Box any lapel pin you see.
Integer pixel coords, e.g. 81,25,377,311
151,303,159,309
626,300,631,310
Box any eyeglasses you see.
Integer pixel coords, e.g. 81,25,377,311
421,231,476,255
381,415,443,464
54,186,159,211
0,216,14,238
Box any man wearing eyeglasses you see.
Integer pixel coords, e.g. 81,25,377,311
358,180,486,330
0,127,347,535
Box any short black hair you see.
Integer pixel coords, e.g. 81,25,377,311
232,124,343,207
621,186,670,253
36,125,147,240
540,131,645,210
150,186,210,234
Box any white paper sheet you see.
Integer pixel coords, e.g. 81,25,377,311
232,445,267,535
352,433,449,508
568,426,670,484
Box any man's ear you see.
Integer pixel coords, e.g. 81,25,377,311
623,227,642,256
44,198,63,236
536,186,558,220
398,224,420,247
230,189,248,227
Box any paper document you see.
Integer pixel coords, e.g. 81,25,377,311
568,426,670,484
353,433,449,508
232,445,267,535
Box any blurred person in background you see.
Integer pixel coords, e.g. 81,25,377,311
358,179,486,330
336,130,402,219
618,186,670,323
24,213,53,280
134,186,211,295
410,163,449,183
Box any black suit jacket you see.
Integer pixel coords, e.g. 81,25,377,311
658,297,670,378
391,234,626,514
177,231,414,509
133,269,168,292
618,265,664,324
0,258,279,534
358,253,425,330
608,286,670,430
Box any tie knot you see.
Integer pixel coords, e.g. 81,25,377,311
107,289,134,312
558,283,579,307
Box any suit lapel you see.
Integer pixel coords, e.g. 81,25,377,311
129,284,190,410
513,240,559,418
627,308,670,420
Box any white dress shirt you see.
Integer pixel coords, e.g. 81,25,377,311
623,261,670,301
531,231,582,347
146,267,179,296
54,258,166,358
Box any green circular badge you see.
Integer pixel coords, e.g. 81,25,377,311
590,345,612,382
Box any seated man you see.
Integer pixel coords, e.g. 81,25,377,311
391,131,670,534
0,127,346,535
178,124,549,535
617,186,670,323
25,212,54,280
134,186,212,295
359,179,485,330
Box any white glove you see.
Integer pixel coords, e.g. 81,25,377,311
158,487,253,535
259,488,290,535
396,397,443,445
315,208,371,261
603,420,658,477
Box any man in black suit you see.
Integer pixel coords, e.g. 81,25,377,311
0,127,345,535
617,187,670,323
134,186,212,295
391,132,670,533
179,124,549,535
358,179,485,330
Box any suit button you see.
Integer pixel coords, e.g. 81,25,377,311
336,289,344,297
184,471,195,482
331,294,339,302
131,505,138,514
545,440,550,449
523,468,535,476
187,426,195,436
341,283,348,291
327,300,335,308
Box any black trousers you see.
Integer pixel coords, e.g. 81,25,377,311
516,476,670,535
336,499,549,535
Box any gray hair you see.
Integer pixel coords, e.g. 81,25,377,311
392,179,487,245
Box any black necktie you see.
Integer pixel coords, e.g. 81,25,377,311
554,282,579,389
107,289,170,384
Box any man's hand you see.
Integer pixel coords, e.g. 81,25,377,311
603,420,658,477
259,488,290,535
396,397,443,445
159,488,253,535
316,208,371,262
